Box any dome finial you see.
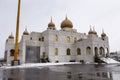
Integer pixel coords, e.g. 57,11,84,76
51,16,53,22
61,16,73,28
9,32,14,39
23,26,29,35
88,25,94,34
90,25,92,31
101,28,106,37
102,28,104,33
93,26,97,34
48,17,55,27
65,14,68,20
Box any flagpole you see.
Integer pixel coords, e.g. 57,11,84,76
12,0,21,66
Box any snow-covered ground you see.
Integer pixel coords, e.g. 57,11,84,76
1,58,120,69
100,58,120,64
0,62,80,69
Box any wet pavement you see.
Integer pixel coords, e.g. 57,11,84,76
0,64,120,80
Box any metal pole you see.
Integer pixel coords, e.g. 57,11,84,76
14,0,21,61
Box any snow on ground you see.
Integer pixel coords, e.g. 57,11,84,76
101,58,120,64
0,62,80,69
1,58,120,69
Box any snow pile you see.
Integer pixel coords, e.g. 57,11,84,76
100,57,120,64
0,62,80,69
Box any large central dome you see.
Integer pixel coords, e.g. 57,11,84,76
61,17,73,29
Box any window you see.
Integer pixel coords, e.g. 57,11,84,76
53,28,55,30
42,37,44,42
99,47,104,56
55,60,59,63
77,48,81,55
94,47,98,56
102,72,108,78
39,38,41,41
10,49,14,56
66,48,71,55
42,52,46,58
55,48,58,56
74,37,77,42
66,36,70,43
55,35,58,42
96,72,101,77
86,47,91,55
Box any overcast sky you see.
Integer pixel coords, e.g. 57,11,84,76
0,0,120,58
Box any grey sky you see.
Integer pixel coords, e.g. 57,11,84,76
0,0,120,58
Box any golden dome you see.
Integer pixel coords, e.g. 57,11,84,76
23,28,29,35
88,27,97,35
88,26,94,34
93,27,97,34
9,33,14,39
61,16,73,28
48,18,55,27
101,29,106,37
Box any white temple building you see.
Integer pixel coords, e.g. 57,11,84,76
4,17,109,64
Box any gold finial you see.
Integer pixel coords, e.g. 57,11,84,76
65,14,68,20
48,17,55,27
61,15,73,28
93,27,97,34
23,27,29,35
90,25,92,31
88,25,94,34
102,28,104,33
50,16,53,22
9,32,14,39
101,28,106,37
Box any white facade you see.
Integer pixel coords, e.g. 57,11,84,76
4,17,109,64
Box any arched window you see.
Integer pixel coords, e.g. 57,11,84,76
66,48,71,55
66,36,70,43
10,49,14,56
105,48,109,57
105,48,109,54
55,48,58,56
94,47,98,56
86,47,91,54
99,47,104,56
77,48,81,55
74,37,77,42
42,37,44,42
30,37,32,40
55,35,58,42
42,52,46,58
39,38,41,41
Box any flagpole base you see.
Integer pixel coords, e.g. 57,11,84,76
11,60,20,66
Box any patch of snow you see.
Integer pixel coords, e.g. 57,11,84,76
101,58,120,64
0,62,80,69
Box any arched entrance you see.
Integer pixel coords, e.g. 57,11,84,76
99,47,104,57
94,47,98,57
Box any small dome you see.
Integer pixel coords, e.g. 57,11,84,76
101,29,106,37
93,27,97,34
23,28,29,35
101,33,106,37
88,27,94,34
61,17,73,28
88,27,97,35
48,18,55,27
9,33,14,39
